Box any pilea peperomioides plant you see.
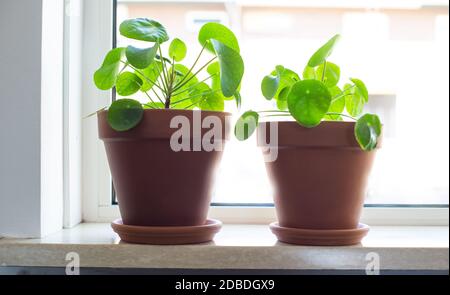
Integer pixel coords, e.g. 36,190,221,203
93,18,244,131
235,34,381,151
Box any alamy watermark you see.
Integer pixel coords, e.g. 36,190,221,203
65,251,80,275
365,251,381,275
169,112,279,162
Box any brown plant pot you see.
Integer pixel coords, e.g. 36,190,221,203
98,109,230,226
258,121,381,230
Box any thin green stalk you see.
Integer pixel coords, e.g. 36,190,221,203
158,45,170,95
331,93,352,102
326,112,357,120
176,41,208,87
124,62,165,93
171,89,221,107
182,97,207,110
171,74,217,97
173,56,217,92
321,60,327,82
142,103,157,110
142,89,158,105
150,87,165,105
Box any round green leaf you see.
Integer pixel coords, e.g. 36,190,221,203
355,113,382,151
261,75,279,100
119,18,169,43
198,22,240,54
345,83,365,117
307,34,341,67
186,82,211,107
135,61,163,92
207,61,220,75
261,65,285,100
125,44,158,69
302,66,316,80
277,98,288,111
168,38,187,62
107,99,144,131
234,111,259,141
94,47,125,90
170,64,200,109
276,86,291,111
207,61,232,101
199,91,225,111
350,78,369,102
210,39,244,98
316,62,340,87
287,80,331,127
273,67,300,101
324,86,344,120
116,72,143,96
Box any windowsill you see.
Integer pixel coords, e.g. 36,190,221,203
0,224,448,273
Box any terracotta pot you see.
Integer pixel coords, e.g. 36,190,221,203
258,121,381,230
98,109,230,226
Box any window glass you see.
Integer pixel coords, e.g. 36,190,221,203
116,0,449,205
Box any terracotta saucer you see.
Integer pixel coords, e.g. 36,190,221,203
270,222,369,246
111,219,222,245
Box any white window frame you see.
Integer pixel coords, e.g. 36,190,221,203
80,0,448,226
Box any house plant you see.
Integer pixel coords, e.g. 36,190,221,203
94,18,244,244
235,34,382,245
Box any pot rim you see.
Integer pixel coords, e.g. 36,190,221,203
98,107,232,140
257,120,383,149
98,108,232,117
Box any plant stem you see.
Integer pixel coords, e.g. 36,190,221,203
321,60,327,82
173,56,217,92
176,41,208,87
331,93,352,102
171,74,217,97
326,112,357,120
142,89,158,104
171,89,221,107
124,62,165,93
150,87,165,105
158,46,171,103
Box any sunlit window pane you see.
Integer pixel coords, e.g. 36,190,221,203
116,0,449,205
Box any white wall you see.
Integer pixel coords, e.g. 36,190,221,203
0,0,64,238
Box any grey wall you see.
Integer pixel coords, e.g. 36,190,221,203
0,0,64,237
0,0,43,237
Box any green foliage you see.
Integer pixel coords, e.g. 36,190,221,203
125,44,158,69
307,34,341,67
287,80,331,127
116,72,143,96
235,34,382,151
235,111,259,141
94,18,244,131
119,18,169,43
107,99,144,131
355,114,382,151
198,22,240,54
210,39,244,98
94,47,125,90
169,38,187,62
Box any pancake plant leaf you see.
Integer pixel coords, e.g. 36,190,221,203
235,34,382,151
94,18,244,131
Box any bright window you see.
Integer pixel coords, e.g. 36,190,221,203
114,0,449,206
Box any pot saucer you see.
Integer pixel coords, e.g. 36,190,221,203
269,222,369,246
111,218,222,245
